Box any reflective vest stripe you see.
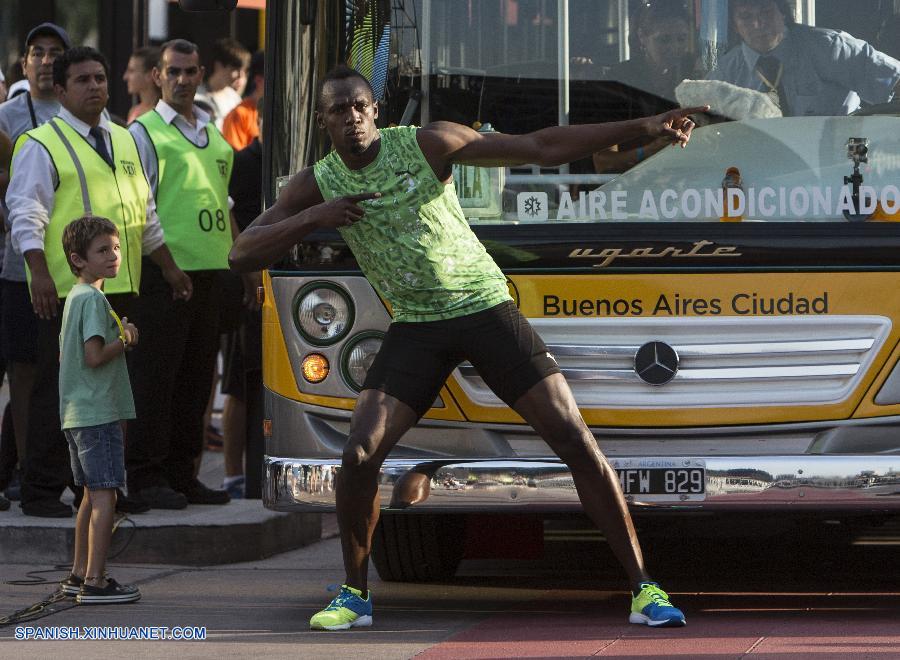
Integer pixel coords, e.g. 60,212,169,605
13,118,149,298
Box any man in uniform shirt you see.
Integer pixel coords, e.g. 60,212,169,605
127,39,234,508
0,23,68,515
707,0,900,116
6,46,191,517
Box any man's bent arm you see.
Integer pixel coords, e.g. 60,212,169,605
23,249,59,319
9,141,58,318
229,168,324,272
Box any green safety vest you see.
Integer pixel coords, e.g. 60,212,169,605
13,118,150,298
135,111,233,271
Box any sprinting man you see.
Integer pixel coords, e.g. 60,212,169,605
229,65,708,630
58,216,140,604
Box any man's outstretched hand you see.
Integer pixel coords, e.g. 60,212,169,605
651,105,710,148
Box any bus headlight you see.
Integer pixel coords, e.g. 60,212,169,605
341,332,384,392
293,282,354,345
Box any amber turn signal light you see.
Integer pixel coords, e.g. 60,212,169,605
301,354,329,383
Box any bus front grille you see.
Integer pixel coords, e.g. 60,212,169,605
453,315,892,408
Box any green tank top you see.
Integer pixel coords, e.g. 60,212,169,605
313,126,510,322
135,110,233,271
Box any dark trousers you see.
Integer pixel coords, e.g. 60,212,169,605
0,402,15,490
21,294,131,505
0,282,14,491
221,293,263,498
125,259,221,493
244,368,263,499
20,313,69,505
0,279,12,488
242,311,263,499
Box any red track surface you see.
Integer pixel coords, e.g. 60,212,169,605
416,515,900,659
419,590,900,658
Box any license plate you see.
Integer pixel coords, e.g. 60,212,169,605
611,458,706,502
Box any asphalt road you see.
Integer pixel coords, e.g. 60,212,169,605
1,513,898,659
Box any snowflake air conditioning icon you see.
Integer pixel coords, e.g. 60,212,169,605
517,192,549,221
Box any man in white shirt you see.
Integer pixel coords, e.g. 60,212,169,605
707,0,900,116
0,22,68,512
6,47,190,517
127,39,236,508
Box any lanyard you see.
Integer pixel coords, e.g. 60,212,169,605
109,308,126,344
26,94,38,129
47,119,93,215
755,62,783,93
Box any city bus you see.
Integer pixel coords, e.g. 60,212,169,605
189,0,900,580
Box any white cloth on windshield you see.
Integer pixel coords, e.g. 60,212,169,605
676,79,782,121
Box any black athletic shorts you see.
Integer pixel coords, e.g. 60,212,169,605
362,300,560,418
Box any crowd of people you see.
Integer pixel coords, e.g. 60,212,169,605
0,20,264,544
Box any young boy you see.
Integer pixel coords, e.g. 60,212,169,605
57,216,141,605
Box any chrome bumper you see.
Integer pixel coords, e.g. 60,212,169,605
263,455,900,513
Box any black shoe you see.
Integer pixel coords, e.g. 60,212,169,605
60,573,84,596
136,486,188,510
21,499,74,518
0,493,9,511
77,577,141,605
116,489,150,514
181,479,230,505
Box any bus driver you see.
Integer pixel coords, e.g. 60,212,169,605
706,0,900,117
229,65,707,631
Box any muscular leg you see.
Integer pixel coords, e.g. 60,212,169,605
338,389,418,592
513,373,650,587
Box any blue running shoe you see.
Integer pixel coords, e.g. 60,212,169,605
309,584,373,630
629,582,686,627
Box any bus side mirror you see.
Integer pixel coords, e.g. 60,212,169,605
177,0,238,11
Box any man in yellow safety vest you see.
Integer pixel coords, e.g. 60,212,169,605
126,39,236,509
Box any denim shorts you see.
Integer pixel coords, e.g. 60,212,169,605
64,422,125,490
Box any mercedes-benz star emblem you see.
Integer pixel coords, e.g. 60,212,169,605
634,341,679,386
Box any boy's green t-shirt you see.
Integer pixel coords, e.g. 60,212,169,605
59,284,136,430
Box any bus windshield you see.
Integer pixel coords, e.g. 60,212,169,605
317,0,900,225
271,0,900,226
